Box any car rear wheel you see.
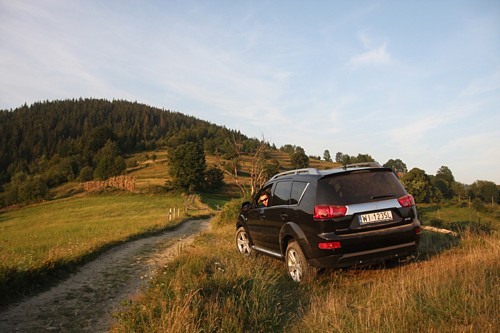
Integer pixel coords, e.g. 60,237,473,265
236,227,252,256
286,241,316,283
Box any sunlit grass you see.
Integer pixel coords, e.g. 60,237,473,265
0,193,205,302
110,201,499,332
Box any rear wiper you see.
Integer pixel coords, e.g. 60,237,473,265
370,194,396,200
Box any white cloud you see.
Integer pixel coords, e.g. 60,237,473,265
347,43,391,68
347,32,392,68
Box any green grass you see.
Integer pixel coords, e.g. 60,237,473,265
0,192,205,304
199,191,233,210
110,202,499,332
418,204,498,233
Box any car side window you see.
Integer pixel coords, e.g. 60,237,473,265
270,181,291,206
290,181,308,205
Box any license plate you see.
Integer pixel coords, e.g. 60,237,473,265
359,211,393,224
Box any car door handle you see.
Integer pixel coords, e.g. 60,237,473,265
280,213,288,221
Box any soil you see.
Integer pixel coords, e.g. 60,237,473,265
0,218,211,332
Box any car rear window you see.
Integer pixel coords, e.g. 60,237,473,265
290,181,308,205
316,170,407,205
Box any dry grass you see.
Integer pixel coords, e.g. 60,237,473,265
110,201,499,332
110,223,302,333
293,232,499,332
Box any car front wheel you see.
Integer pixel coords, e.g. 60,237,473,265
236,227,252,256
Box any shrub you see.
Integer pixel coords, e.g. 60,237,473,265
205,167,224,190
78,166,94,182
472,198,487,213
126,158,138,168
429,218,444,228
448,221,492,235
212,198,247,227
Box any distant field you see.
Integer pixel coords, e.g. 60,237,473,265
0,192,207,303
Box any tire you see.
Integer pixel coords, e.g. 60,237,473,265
235,227,252,256
285,240,316,283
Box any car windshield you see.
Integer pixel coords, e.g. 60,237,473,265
316,169,406,205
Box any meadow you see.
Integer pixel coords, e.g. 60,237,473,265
1,150,497,331
110,199,499,333
0,190,210,305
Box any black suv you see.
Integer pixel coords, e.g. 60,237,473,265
235,163,421,282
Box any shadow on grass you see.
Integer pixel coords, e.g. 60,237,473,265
0,213,8,223
194,274,304,332
199,192,234,210
416,231,461,261
417,205,440,219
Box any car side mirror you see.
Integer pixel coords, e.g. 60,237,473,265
241,201,251,212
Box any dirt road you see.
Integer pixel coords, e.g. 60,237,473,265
0,218,211,332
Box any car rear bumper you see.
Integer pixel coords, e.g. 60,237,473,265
308,241,418,268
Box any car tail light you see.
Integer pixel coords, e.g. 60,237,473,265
314,205,347,219
318,241,341,249
415,226,422,235
398,194,415,207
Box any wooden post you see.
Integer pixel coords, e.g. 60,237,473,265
169,208,172,221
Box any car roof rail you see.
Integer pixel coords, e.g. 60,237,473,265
269,168,321,181
344,162,382,169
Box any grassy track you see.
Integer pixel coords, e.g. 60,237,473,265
110,201,499,332
0,192,205,304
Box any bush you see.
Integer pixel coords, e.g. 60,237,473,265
205,167,224,190
78,166,94,182
18,177,48,203
212,198,247,227
143,185,170,194
0,175,48,207
448,221,492,235
458,201,468,208
126,158,138,168
429,218,444,228
472,198,488,213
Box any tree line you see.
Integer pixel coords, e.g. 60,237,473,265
1,98,497,209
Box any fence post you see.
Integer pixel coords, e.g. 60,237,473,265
169,208,172,221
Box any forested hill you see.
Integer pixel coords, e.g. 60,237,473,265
0,98,246,182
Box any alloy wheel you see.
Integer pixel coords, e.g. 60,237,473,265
236,229,251,255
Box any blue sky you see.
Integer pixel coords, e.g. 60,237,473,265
1,0,499,184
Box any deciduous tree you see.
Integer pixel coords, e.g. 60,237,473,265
168,142,206,191
291,146,309,169
401,168,433,203
323,150,332,162
383,159,408,175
